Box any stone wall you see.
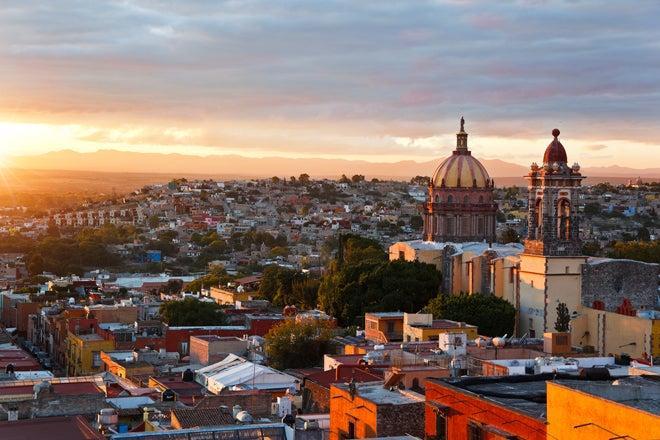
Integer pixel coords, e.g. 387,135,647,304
581,259,659,311
376,401,425,439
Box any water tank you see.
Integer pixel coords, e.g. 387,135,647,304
232,405,242,419
579,367,611,380
161,389,176,402
492,337,506,348
236,411,253,423
181,368,194,382
475,337,489,348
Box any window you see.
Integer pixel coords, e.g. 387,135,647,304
348,421,355,440
435,195,440,203
479,195,484,203
436,412,448,440
181,341,189,355
387,321,395,334
468,422,484,440
447,195,453,204
463,196,469,204
529,318,536,338
92,351,101,368
565,266,570,274
399,251,405,260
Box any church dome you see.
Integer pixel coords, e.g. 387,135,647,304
431,117,491,188
543,128,568,164
432,153,491,188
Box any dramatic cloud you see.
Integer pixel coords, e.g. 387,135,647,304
0,0,658,167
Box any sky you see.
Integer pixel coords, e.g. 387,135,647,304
0,0,659,168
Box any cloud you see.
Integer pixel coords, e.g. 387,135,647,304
0,1,658,166
586,144,609,151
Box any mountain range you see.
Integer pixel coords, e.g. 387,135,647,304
6,149,660,180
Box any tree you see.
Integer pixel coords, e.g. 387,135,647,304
582,241,601,256
608,240,660,264
554,302,571,332
185,267,232,293
298,173,311,184
148,215,160,229
410,176,430,186
271,176,280,184
351,174,365,183
265,320,334,370
338,174,351,184
410,215,423,230
318,237,440,326
160,298,226,326
163,279,183,295
499,227,520,244
424,293,515,337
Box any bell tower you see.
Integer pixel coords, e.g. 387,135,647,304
524,129,584,256
517,128,587,339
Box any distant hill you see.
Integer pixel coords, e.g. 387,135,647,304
8,149,659,180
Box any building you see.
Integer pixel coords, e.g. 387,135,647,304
100,351,155,379
195,354,299,396
66,332,115,376
329,381,424,440
403,313,477,342
517,128,587,338
422,118,497,243
425,375,550,440
364,312,404,343
546,377,660,439
298,365,382,413
189,335,248,365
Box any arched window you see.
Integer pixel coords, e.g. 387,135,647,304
447,195,453,204
479,195,484,204
535,199,543,239
434,195,440,203
557,199,571,239
463,196,469,204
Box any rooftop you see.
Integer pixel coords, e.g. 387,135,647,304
0,416,103,440
554,376,660,415
333,381,424,405
366,312,404,319
171,406,235,428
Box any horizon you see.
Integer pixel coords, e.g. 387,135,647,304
1,2,660,169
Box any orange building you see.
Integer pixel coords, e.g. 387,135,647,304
425,375,548,440
547,377,660,440
364,312,404,343
329,381,424,440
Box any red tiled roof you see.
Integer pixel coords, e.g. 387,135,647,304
0,349,41,371
305,366,382,388
0,416,103,440
171,407,235,428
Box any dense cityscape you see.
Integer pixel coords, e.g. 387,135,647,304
0,122,658,439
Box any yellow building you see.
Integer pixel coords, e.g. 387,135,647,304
66,332,114,376
547,378,660,440
209,286,253,305
100,351,155,378
570,306,660,359
517,253,587,339
403,312,478,342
